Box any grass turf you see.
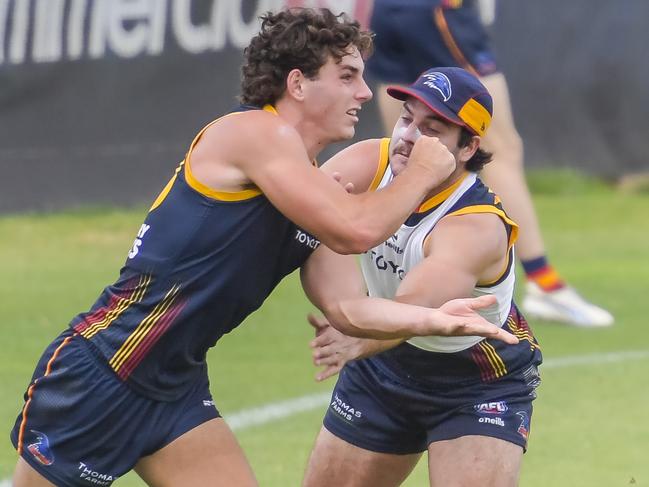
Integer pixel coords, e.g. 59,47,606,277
1,172,647,485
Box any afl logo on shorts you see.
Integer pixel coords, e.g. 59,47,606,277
27,430,55,466
422,72,452,101
474,401,508,415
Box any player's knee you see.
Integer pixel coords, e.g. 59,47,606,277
465,453,521,487
455,466,519,487
508,131,525,165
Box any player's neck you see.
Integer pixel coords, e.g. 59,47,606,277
423,168,469,202
295,125,328,161
274,99,330,161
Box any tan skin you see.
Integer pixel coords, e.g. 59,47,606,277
13,53,515,486
301,98,523,487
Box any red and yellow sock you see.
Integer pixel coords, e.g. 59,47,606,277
522,256,565,292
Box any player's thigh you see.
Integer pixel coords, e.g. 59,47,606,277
13,457,57,487
134,418,257,487
303,426,421,487
375,82,406,133
427,435,523,487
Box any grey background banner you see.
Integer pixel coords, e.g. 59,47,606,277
1,0,647,213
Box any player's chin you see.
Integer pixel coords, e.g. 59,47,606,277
389,156,407,176
330,131,355,144
339,125,356,140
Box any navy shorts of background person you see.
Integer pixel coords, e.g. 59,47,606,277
367,0,497,83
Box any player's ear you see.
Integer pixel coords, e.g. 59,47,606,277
286,69,306,101
458,134,480,164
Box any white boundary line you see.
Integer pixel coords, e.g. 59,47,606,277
224,349,649,431
227,392,332,431
2,350,647,485
542,350,649,369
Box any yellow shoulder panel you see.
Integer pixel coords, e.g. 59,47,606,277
183,107,278,201
368,138,391,191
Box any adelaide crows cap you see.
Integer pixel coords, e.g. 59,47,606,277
387,67,493,137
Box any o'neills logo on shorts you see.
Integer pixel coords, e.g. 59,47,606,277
478,416,505,426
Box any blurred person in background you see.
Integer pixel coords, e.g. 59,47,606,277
366,0,613,327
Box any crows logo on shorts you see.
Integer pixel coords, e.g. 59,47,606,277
27,430,54,466
516,411,530,440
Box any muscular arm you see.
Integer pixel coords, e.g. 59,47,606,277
327,212,510,337
301,231,515,341
395,212,508,307
301,231,515,380
191,112,456,254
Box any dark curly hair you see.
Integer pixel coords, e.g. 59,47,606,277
240,8,373,107
458,128,493,172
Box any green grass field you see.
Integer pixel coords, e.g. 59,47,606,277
1,171,648,486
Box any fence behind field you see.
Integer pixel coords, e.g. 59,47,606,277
1,0,647,212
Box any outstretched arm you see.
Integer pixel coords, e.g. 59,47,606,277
301,244,517,381
301,245,517,342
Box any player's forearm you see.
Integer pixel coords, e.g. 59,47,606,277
354,337,406,359
325,297,443,339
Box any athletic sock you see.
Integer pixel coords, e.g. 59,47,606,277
521,256,566,292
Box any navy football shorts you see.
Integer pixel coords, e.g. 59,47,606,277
367,0,498,83
323,312,542,454
10,328,220,486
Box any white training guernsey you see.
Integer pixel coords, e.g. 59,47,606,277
360,147,518,353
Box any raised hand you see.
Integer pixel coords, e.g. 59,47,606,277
308,314,362,381
430,295,519,344
308,314,405,381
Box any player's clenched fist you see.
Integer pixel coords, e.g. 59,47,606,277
409,135,457,185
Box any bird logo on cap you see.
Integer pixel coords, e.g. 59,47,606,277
421,72,452,102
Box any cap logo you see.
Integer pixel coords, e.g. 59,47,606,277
421,72,452,102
